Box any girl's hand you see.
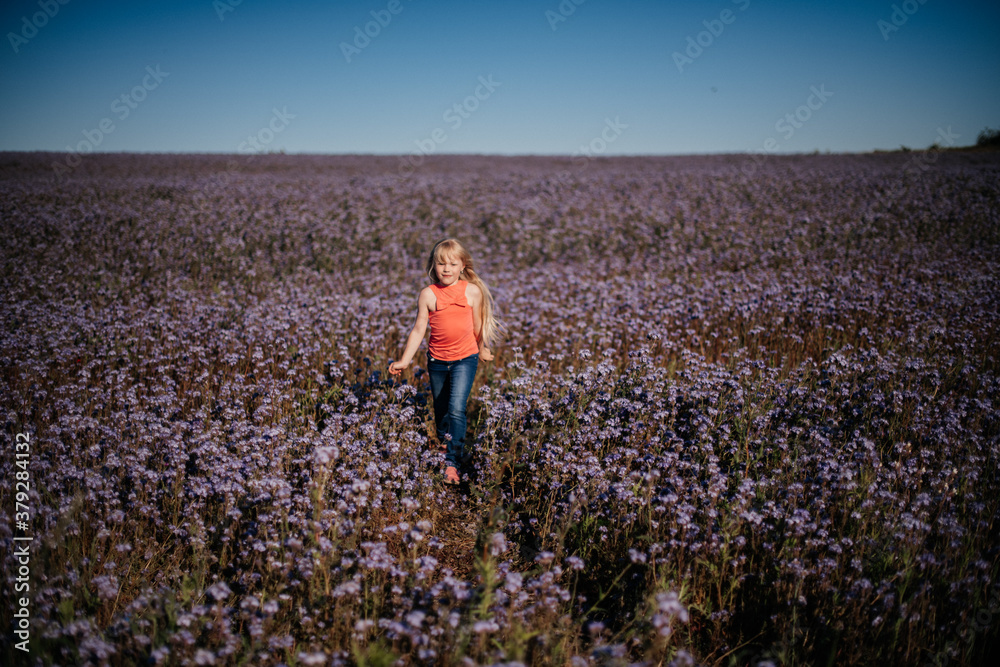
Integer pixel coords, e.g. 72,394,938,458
388,360,407,376
479,347,494,362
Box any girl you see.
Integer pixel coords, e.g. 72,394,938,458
389,239,502,486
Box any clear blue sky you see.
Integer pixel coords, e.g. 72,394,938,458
1,0,997,155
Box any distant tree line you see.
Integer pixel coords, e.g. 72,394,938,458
977,127,1000,148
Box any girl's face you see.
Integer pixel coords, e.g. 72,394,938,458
435,254,465,286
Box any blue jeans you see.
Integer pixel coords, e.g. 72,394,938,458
427,352,478,471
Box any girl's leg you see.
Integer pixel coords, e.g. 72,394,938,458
444,354,478,472
427,356,450,449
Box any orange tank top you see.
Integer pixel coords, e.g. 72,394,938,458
428,281,480,361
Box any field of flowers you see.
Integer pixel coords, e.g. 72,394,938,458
1,150,998,666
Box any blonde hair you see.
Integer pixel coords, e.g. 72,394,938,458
427,238,504,348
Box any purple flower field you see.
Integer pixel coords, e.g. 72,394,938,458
1,151,998,666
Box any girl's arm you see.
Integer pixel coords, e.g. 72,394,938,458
389,288,433,375
467,283,494,362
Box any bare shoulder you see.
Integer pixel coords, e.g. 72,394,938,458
464,281,483,303
418,286,436,310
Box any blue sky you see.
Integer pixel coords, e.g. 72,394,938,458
1,0,997,155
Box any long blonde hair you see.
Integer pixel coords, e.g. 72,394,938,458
427,238,504,348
